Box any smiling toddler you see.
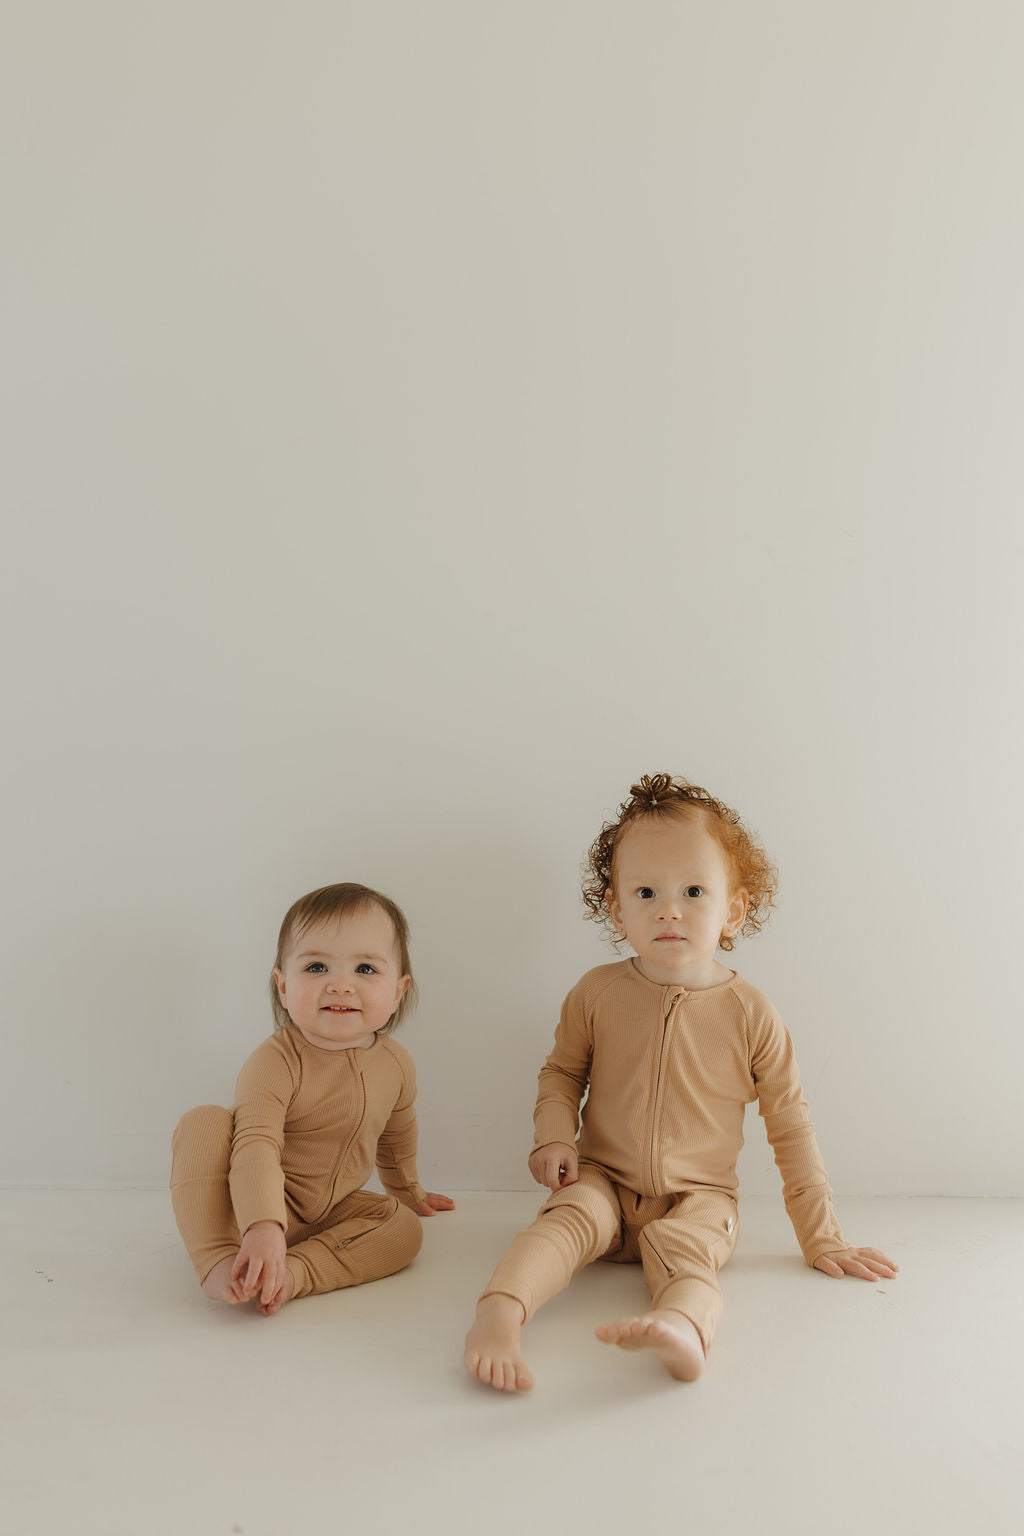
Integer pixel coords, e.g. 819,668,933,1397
171,883,453,1315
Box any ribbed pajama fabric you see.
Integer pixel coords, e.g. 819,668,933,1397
482,1161,739,1355
481,959,843,1354
171,1105,422,1294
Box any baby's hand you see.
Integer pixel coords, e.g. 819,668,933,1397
232,1219,288,1306
411,1192,456,1218
813,1245,900,1281
528,1141,579,1192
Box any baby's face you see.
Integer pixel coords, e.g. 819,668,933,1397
606,814,747,988
273,904,410,1051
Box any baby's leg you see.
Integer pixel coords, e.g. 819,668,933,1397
170,1106,245,1294
597,1190,739,1381
284,1190,422,1301
465,1165,622,1393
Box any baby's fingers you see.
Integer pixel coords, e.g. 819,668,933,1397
814,1255,846,1278
241,1257,264,1297
860,1247,900,1272
845,1260,880,1281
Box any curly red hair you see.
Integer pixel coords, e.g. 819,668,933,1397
582,773,778,952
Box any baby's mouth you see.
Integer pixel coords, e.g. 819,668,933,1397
322,1005,359,1012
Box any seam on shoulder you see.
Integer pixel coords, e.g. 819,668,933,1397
734,983,756,1060
590,965,629,1006
379,1035,411,1086
278,1033,303,1096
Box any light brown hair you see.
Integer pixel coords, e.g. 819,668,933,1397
269,883,417,1033
582,773,778,952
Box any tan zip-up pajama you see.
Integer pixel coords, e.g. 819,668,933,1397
170,1027,427,1298
482,960,845,1354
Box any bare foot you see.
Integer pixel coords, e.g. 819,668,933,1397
595,1309,706,1381
464,1294,533,1393
201,1254,246,1304
200,1255,296,1316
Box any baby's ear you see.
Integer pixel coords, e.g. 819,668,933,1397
726,889,749,935
605,887,623,932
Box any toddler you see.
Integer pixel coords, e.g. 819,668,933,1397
464,774,898,1390
171,882,453,1315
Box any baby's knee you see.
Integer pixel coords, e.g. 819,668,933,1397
540,1186,620,1254
170,1104,234,1181
346,1199,423,1285
389,1201,424,1267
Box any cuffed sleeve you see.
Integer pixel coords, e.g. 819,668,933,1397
533,982,593,1151
748,1005,845,1264
375,1054,426,1208
229,1042,295,1234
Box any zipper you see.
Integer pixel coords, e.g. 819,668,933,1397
648,992,677,1192
315,1053,367,1222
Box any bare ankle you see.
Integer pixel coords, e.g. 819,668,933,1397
477,1293,526,1325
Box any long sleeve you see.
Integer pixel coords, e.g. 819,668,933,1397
748,1006,845,1265
229,1042,295,1234
533,981,594,1150
375,1053,426,1208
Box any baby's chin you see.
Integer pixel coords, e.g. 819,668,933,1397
644,939,692,963
636,947,723,985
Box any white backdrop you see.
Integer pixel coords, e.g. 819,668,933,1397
2,3,1021,1197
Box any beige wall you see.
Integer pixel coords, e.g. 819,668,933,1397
2,3,1021,1194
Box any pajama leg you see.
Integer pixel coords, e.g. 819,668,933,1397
169,1105,241,1283
171,1108,422,1299
285,1190,423,1299
480,1163,623,1321
637,1189,740,1357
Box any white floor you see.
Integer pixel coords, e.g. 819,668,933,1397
2,1191,1018,1536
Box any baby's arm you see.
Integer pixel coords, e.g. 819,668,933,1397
376,1046,454,1219
529,982,593,1187
222,1041,296,1308
750,1004,901,1280
229,1046,294,1237
749,1003,848,1266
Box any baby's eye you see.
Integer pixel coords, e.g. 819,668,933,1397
305,962,327,973
636,887,655,900
355,963,377,975
685,886,704,898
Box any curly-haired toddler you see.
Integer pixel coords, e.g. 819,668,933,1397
464,775,898,1390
